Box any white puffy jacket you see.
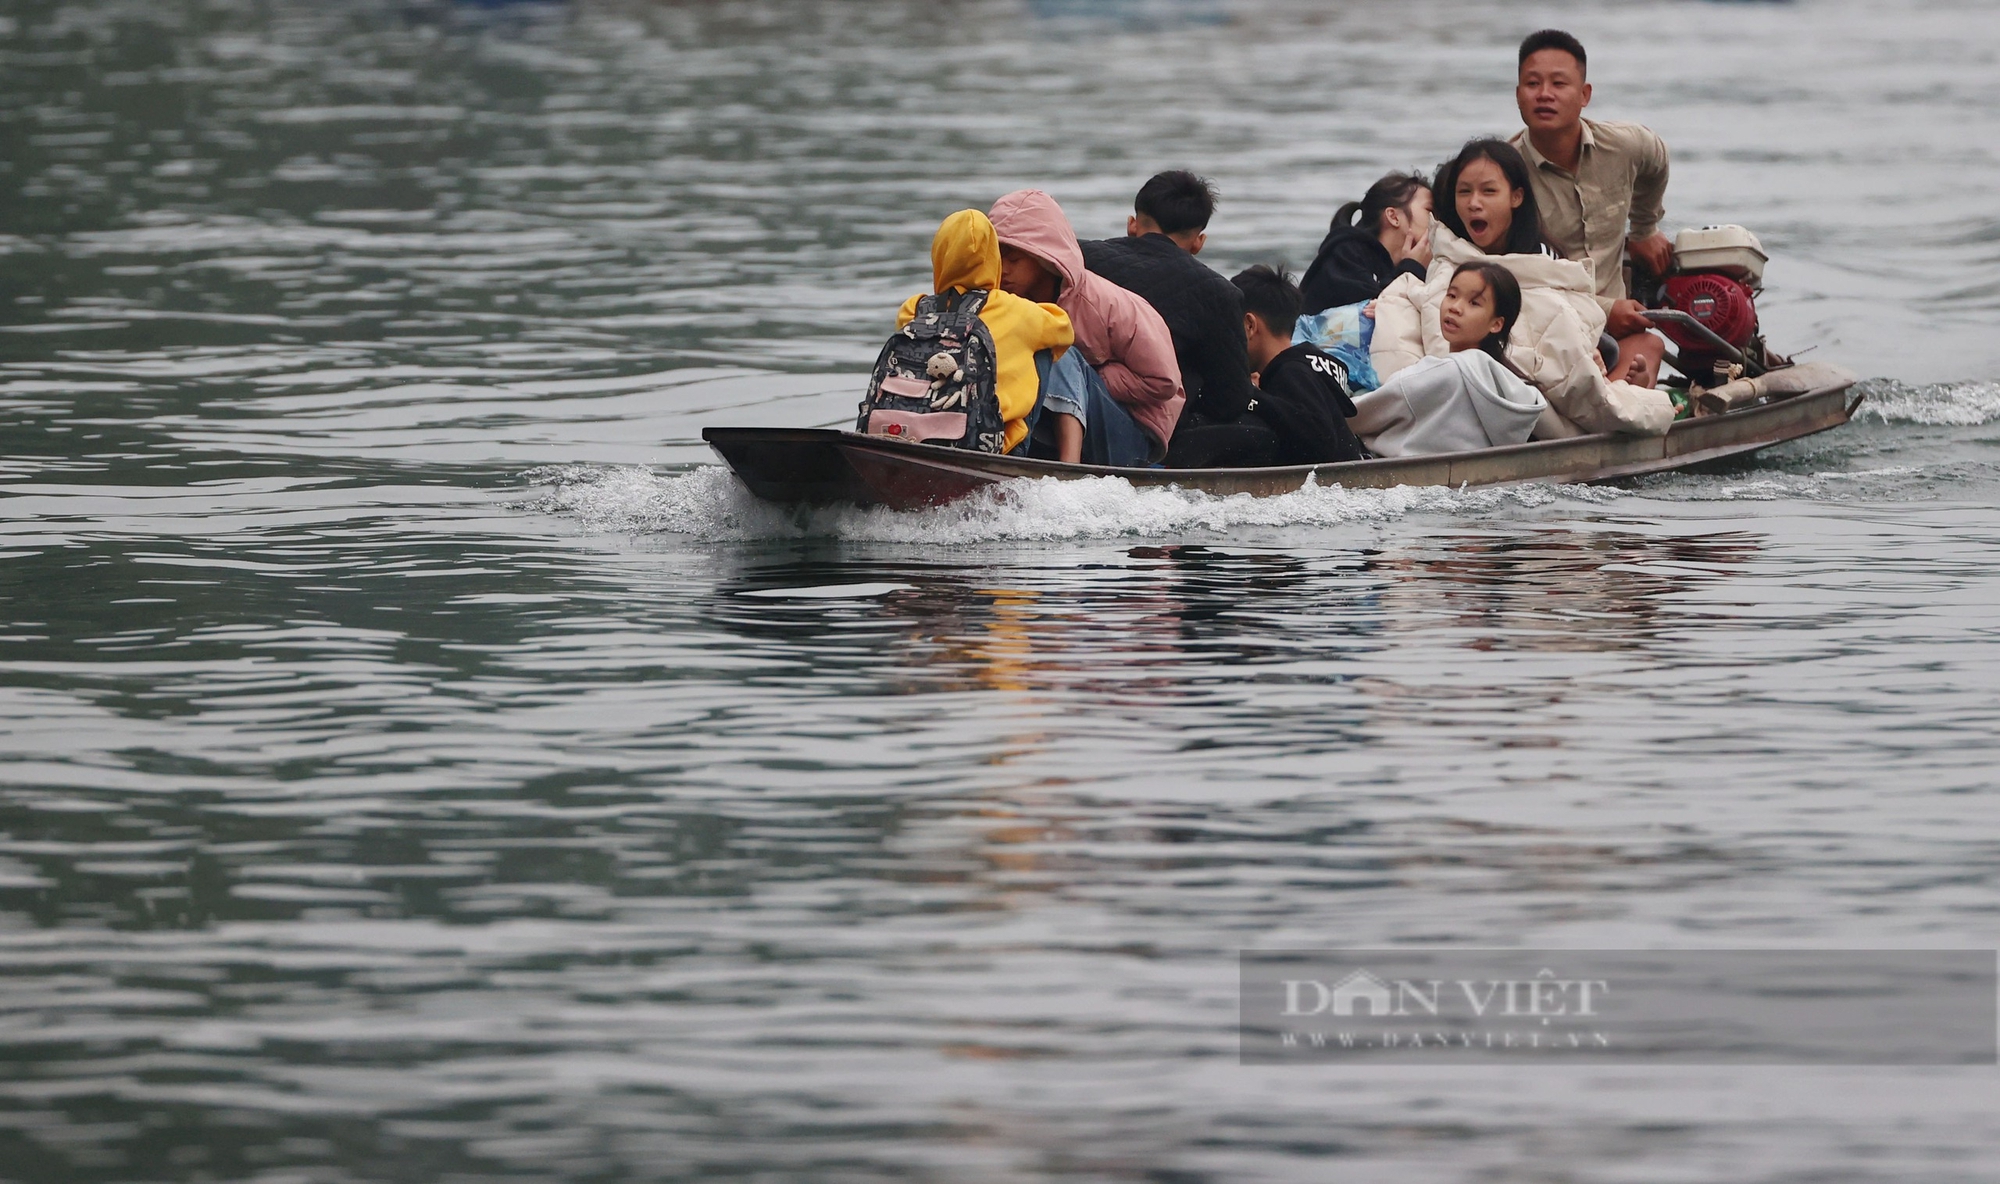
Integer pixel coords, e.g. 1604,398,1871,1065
1370,228,1676,438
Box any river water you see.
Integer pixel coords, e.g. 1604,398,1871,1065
4,0,2000,1180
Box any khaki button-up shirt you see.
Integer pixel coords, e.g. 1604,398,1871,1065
1511,119,1669,308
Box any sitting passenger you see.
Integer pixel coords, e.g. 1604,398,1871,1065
1298,171,1434,315
1368,139,1675,439
1233,265,1366,465
1079,171,1263,466
987,189,1184,466
1351,262,1547,456
1164,265,1374,469
888,210,1073,454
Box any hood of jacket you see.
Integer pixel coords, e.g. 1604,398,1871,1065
1455,352,1549,444
987,189,1085,293
988,190,1186,458
931,209,1001,293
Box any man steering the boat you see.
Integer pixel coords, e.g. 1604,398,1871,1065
1510,29,1671,389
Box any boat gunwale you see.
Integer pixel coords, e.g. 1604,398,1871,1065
704,374,1860,506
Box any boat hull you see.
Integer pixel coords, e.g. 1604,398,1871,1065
704,372,1863,511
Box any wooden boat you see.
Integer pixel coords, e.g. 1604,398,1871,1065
704,361,1862,511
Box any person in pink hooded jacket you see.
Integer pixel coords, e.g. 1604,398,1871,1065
987,189,1185,465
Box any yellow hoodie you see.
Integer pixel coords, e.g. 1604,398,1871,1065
898,210,1072,453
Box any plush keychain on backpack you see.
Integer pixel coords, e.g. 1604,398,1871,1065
926,351,966,409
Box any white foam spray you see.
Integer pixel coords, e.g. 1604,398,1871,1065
1854,378,2000,426
520,463,1621,544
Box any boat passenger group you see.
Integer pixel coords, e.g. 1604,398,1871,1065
858,29,1692,469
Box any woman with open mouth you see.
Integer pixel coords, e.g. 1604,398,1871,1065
1434,138,1557,259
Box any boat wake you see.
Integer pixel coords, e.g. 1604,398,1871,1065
1854,377,2000,426
519,462,1616,544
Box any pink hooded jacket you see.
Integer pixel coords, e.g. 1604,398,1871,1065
987,190,1185,457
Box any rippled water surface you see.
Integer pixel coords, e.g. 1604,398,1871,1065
5,0,2000,1180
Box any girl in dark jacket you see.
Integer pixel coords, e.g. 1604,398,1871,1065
1298,172,1434,316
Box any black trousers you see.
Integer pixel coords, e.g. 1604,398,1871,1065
1163,420,1280,469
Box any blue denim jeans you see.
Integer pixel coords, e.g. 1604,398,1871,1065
1035,349,1154,467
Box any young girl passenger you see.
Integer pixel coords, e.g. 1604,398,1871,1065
1348,262,1548,457
1440,260,1525,361
1299,171,1435,316
1434,139,1554,258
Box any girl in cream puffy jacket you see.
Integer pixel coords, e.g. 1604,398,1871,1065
1370,226,1676,438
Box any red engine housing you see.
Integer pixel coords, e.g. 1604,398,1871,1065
1658,273,1758,358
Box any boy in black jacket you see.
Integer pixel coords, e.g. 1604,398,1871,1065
1232,265,1367,465
1080,171,1260,437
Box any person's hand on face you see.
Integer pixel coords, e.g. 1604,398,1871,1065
1404,222,1434,269
1403,189,1436,267
1384,190,1436,268
1400,220,1432,270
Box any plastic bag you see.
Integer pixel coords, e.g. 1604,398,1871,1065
1293,301,1380,392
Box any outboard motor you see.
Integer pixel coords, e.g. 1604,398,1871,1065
1651,225,1770,380
1660,273,1757,353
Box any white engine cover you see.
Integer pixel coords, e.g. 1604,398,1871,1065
1674,225,1768,283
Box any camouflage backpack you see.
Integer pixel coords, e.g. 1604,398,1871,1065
855,288,1006,453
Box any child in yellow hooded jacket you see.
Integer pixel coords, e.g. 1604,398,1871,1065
898,210,1073,454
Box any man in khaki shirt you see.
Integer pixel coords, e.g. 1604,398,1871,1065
1509,29,1671,387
